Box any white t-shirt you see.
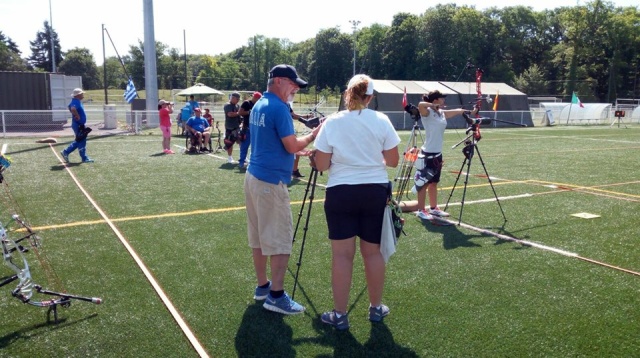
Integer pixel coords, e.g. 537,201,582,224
314,108,401,188
420,108,447,153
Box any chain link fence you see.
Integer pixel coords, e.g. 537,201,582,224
1,105,636,138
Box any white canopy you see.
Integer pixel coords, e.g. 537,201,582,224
176,83,224,96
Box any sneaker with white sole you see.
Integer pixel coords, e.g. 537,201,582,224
428,207,450,217
416,209,432,220
227,156,236,164
253,281,271,300
263,292,305,315
321,310,350,330
369,304,390,322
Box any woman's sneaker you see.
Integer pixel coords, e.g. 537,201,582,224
263,292,305,315
428,207,450,217
369,304,390,322
321,310,350,330
416,209,432,220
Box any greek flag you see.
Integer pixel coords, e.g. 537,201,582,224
123,78,137,103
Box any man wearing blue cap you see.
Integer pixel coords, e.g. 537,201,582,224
244,64,321,315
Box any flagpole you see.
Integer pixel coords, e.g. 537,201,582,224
566,95,573,125
102,24,108,105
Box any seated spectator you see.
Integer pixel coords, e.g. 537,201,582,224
203,108,214,126
185,108,211,152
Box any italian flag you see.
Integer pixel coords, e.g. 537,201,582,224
571,92,584,108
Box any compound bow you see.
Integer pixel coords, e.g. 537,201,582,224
0,155,101,324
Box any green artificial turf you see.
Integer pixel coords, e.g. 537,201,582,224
0,124,639,357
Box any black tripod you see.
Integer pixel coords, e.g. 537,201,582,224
444,125,507,225
291,167,320,299
393,118,424,204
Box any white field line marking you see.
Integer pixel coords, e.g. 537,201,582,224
174,144,226,161
444,193,532,207
507,133,639,144
439,218,640,276
50,144,210,358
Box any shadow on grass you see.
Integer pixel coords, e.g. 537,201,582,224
235,302,296,357
297,314,419,357
0,313,98,349
285,267,418,356
50,163,82,171
419,218,483,250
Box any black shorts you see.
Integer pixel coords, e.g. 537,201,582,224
324,184,387,244
224,128,238,149
421,152,443,184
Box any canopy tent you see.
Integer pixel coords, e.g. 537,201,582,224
175,83,224,97
343,79,532,130
631,106,640,121
540,103,612,125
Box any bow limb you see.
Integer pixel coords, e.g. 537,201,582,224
473,68,484,141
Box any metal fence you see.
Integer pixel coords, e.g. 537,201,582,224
1,106,636,138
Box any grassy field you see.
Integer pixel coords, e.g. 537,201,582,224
0,124,639,357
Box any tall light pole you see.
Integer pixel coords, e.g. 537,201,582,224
349,20,360,76
49,0,55,73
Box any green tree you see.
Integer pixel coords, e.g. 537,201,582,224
0,31,28,71
27,21,63,72
58,47,101,89
98,56,127,90
314,28,352,89
381,13,421,80
514,64,549,95
357,24,388,79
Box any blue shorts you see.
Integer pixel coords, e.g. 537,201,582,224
324,184,387,244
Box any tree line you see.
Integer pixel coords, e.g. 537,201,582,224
1,2,638,103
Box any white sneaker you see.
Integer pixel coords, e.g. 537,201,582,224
227,156,236,164
428,207,450,217
416,210,432,220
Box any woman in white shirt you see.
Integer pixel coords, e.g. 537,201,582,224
313,74,400,330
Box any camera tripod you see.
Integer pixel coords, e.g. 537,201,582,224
291,167,320,299
393,118,424,204
444,125,507,225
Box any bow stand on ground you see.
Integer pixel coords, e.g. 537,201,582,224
291,164,321,300
393,108,424,204
0,155,102,324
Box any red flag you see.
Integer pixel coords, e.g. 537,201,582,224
402,87,407,108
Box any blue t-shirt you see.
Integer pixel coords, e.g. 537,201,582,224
186,116,210,132
247,92,295,185
188,100,199,109
181,105,192,121
68,97,86,126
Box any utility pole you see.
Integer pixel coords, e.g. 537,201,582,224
49,0,55,73
349,20,360,76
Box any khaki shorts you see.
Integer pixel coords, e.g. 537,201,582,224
244,172,293,256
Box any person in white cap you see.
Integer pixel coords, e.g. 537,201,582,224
312,74,400,330
61,88,94,163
